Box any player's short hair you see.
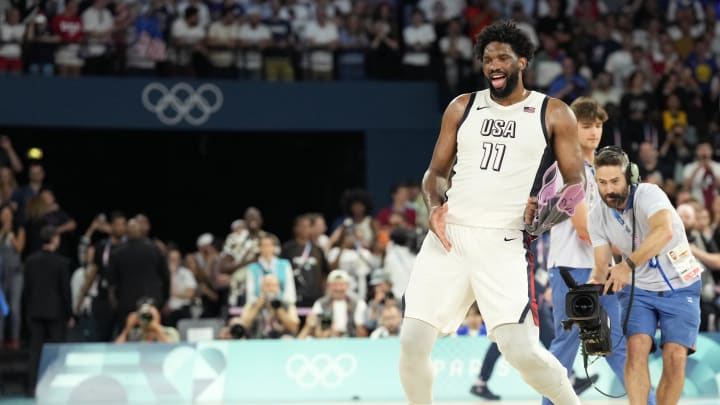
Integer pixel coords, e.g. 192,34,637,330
570,97,608,123
474,20,535,63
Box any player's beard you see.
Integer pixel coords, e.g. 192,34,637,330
602,190,629,210
485,66,520,100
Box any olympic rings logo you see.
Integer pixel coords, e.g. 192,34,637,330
285,353,357,388
142,82,223,126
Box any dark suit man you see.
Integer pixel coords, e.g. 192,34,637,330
22,225,71,395
107,218,169,334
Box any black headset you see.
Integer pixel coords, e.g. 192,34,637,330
596,146,641,185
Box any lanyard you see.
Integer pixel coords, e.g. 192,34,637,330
611,210,633,234
648,256,675,292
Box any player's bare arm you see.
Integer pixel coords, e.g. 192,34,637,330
546,98,584,188
524,99,585,235
422,93,468,251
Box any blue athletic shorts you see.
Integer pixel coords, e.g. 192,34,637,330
616,280,701,353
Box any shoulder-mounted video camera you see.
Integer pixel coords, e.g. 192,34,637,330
559,269,612,357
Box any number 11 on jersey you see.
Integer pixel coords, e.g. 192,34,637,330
480,142,507,171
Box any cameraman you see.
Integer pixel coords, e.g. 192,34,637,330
238,274,299,339
542,98,649,403
588,147,702,405
115,300,179,343
298,270,367,338
363,269,397,333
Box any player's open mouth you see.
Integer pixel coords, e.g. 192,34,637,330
491,74,507,88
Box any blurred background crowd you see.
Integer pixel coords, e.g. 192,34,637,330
1,0,720,397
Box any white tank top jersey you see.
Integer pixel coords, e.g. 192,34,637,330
445,89,551,230
547,162,599,268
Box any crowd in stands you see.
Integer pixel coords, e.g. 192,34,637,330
1,0,720,395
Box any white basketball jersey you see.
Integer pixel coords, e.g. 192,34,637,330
445,89,549,230
547,162,600,268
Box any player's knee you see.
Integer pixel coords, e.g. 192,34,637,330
497,339,543,370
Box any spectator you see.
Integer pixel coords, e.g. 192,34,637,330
401,8,435,81
683,142,720,211
170,6,208,77
188,233,222,317
366,5,400,79
126,3,167,76
22,225,72,393
299,270,367,338
81,0,115,75
239,273,299,338
237,8,272,80
369,303,402,338
438,18,473,96
23,13,59,76
177,0,211,28
107,218,169,334
383,227,417,298
245,234,296,305
336,13,368,80
115,299,179,343
376,181,416,229
547,56,590,104
637,141,672,185
0,134,23,174
76,210,126,341
281,214,328,308
0,203,24,349
223,207,279,307
302,6,339,80
363,268,396,332
661,93,688,132
330,188,376,249
51,0,84,76
206,7,238,78
38,188,77,257
12,162,45,223
327,226,373,300
263,0,295,81
307,212,330,253
0,7,25,74
0,167,18,207
590,71,622,108
164,246,197,328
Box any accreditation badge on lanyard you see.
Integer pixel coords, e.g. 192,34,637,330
666,244,703,283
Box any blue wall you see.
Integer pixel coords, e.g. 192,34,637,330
0,77,442,207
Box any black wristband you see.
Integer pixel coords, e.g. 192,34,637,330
625,257,636,271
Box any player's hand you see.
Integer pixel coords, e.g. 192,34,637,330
524,197,538,225
429,204,452,252
604,261,631,295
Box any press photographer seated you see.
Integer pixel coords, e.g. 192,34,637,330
298,270,368,338
232,273,299,339
114,299,180,343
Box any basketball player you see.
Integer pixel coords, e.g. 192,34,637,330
398,21,585,405
588,147,702,405
543,97,656,405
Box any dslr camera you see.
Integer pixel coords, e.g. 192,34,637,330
319,312,333,330
559,269,612,356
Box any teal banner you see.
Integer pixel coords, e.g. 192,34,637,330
36,333,720,403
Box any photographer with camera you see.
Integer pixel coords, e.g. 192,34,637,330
238,273,299,339
542,98,654,404
588,146,702,405
298,270,367,338
114,299,179,343
363,269,398,333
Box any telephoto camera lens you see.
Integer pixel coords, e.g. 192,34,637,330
571,295,596,319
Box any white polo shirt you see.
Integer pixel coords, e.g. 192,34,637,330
588,183,702,291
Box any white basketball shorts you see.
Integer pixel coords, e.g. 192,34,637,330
403,223,539,340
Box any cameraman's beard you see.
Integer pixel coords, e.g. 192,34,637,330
602,191,629,210
485,67,520,100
